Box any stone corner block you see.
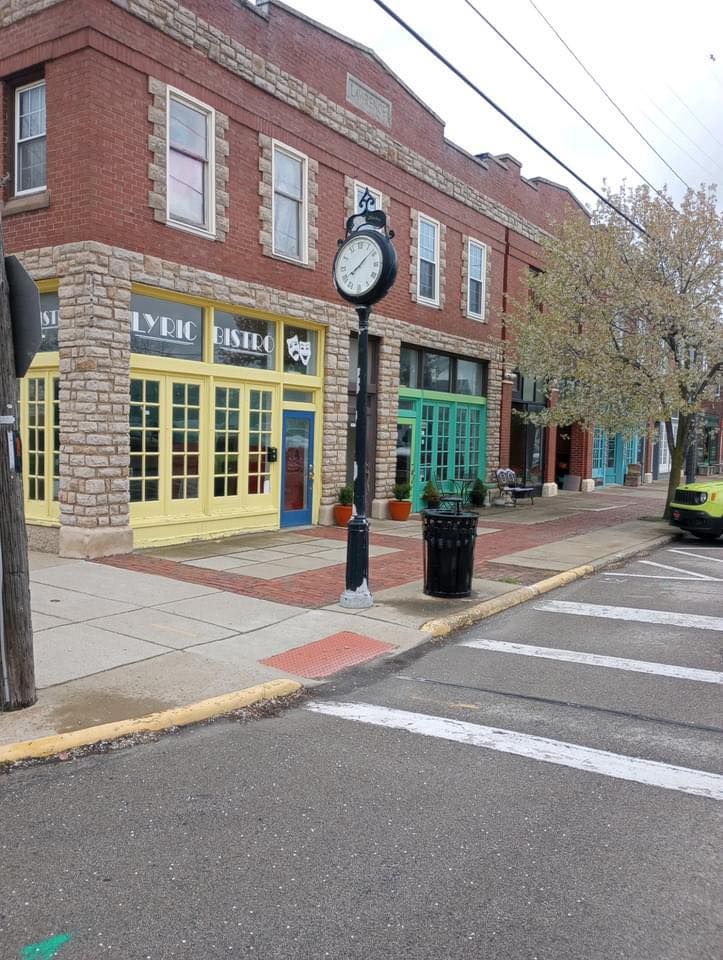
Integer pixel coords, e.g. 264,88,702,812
370,498,390,520
59,525,134,559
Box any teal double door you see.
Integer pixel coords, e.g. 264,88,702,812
396,391,487,511
592,429,640,486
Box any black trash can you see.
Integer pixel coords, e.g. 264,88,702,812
422,510,479,598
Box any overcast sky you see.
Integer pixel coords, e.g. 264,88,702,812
280,0,723,212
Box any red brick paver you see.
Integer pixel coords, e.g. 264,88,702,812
260,632,396,678
97,496,665,607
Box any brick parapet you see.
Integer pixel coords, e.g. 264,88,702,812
94,0,549,243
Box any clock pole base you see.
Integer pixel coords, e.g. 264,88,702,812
341,514,373,608
339,581,373,609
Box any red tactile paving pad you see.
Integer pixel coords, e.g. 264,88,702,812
261,632,396,678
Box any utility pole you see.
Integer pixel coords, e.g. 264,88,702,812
0,217,36,709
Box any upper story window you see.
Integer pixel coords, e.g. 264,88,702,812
401,345,487,397
467,239,486,320
15,80,46,195
273,142,307,262
418,214,439,305
167,88,215,234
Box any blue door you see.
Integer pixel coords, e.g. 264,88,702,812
281,411,314,526
604,433,624,485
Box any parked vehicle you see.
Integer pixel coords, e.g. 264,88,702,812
669,479,723,540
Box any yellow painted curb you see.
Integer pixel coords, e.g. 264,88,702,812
422,564,595,638
0,678,302,766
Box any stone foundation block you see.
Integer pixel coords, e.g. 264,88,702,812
59,525,134,559
371,498,389,519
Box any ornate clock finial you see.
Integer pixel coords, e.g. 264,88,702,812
358,187,376,213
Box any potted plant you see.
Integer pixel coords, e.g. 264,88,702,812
389,480,412,521
469,477,487,508
421,478,441,509
334,484,354,526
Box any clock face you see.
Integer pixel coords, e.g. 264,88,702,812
334,234,383,298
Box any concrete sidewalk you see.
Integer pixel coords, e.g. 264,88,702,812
0,482,673,750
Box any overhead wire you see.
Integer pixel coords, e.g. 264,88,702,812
639,100,720,180
526,0,692,191
641,89,722,175
664,83,723,153
461,0,676,209
369,0,648,235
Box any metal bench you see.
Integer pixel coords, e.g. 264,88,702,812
494,468,535,506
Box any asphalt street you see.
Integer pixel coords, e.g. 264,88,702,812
1,542,721,959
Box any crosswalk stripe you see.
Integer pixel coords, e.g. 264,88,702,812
459,639,723,684
305,701,723,800
534,600,723,632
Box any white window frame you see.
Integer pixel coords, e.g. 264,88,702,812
353,180,382,214
14,80,47,196
165,86,216,238
272,140,308,264
417,213,440,306
466,238,487,320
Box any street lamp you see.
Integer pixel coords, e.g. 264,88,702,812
332,191,397,608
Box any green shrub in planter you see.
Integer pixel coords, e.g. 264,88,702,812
393,480,411,501
470,478,487,507
422,479,441,506
338,484,354,506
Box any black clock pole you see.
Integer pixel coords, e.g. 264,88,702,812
341,304,372,607
333,191,397,609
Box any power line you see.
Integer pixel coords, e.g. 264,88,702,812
461,0,675,208
526,0,692,191
663,83,723,155
637,103,720,181
369,0,648,235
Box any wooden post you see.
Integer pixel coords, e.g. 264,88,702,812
0,218,36,709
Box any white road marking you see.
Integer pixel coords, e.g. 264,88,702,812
603,574,713,581
669,548,723,564
534,600,723,632
305,701,723,800
460,638,723,684
636,560,719,580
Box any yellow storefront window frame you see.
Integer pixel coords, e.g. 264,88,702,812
21,278,60,525
128,285,325,546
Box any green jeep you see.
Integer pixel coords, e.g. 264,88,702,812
669,479,723,540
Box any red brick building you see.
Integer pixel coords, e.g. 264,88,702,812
1,0,584,557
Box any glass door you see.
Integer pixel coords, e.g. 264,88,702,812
281,410,314,526
395,417,415,489
604,433,623,485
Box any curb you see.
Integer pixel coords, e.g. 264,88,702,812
0,678,302,766
422,533,677,638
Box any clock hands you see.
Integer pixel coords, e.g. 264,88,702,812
349,250,372,276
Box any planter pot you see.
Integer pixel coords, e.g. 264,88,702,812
422,499,440,510
334,504,353,526
388,499,412,521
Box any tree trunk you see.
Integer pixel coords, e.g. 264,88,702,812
0,220,36,710
663,413,689,520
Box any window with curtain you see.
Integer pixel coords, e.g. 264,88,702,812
467,239,486,319
168,90,213,231
15,81,46,194
418,215,439,303
273,145,306,260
